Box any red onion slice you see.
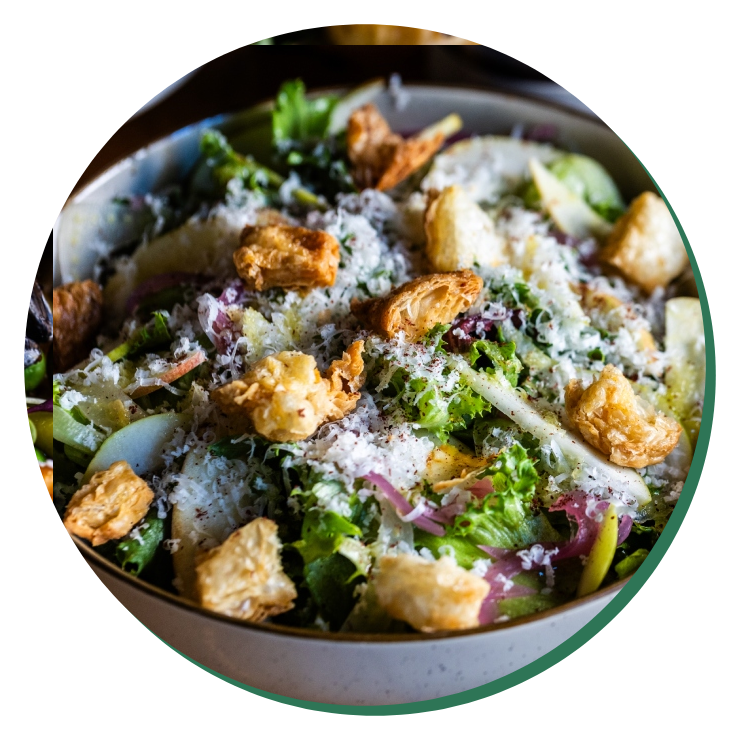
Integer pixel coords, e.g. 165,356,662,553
617,515,633,546
125,272,206,315
364,472,446,537
27,399,53,414
468,477,494,499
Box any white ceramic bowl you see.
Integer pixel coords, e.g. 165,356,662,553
55,85,655,708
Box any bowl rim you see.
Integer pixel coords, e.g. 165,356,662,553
79,534,629,642
67,78,605,201
64,80,634,644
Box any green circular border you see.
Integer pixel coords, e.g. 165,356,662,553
132,164,713,714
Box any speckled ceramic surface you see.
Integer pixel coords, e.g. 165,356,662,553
56,86,652,706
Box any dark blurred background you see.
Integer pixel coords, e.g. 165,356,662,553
73,28,589,196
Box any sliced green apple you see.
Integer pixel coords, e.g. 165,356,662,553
665,297,705,449
30,411,54,457
328,78,386,135
103,215,245,322
128,350,207,399
418,113,463,142
577,504,619,598
529,158,614,240
82,411,188,483
449,356,651,506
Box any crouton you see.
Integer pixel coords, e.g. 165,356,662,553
325,340,366,420
41,464,53,499
375,554,489,632
195,517,297,621
424,185,509,272
53,280,103,372
600,192,688,293
564,364,682,468
234,224,340,291
347,104,445,191
211,343,365,442
351,270,483,342
63,461,153,546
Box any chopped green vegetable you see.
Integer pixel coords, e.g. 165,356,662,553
271,79,356,199
304,553,362,629
272,79,338,149
116,511,165,576
469,339,523,387
200,129,325,208
414,530,491,569
293,509,362,565
25,352,47,391
386,366,491,442
615,548,649,579
449,443,560,550
106,311,172,363
499,592,561,619
208,436,257,460
29,418,37,444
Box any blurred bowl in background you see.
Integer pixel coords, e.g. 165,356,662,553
132,70,198,118
327,24,478,45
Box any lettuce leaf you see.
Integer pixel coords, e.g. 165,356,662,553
469,339,523,387
272,79,355,199
387,367,491,442
272,79,338,149
304,553,362,630
614,548,649,579
448,443,560,550
292,509,362,565
414,531,491,569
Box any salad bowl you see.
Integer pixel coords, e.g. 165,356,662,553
54,83,690,708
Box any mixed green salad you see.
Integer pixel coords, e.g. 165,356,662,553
50,79,705,633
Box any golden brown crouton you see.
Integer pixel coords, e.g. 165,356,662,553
211,343,365,442
351,270,483,342
564,364,682,468
195,517,297,621
63,461,154,546
53,280,103,372
347,103,444,191
233,225,340,291
41,464,53,499
375,554,489,632
424,185,509,272
600,192,689,293
325,340,366,420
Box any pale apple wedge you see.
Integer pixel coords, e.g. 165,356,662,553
529,158,614,241
83,412,188,483
328,78,386,135
128,350,207,399
449,356,651,507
